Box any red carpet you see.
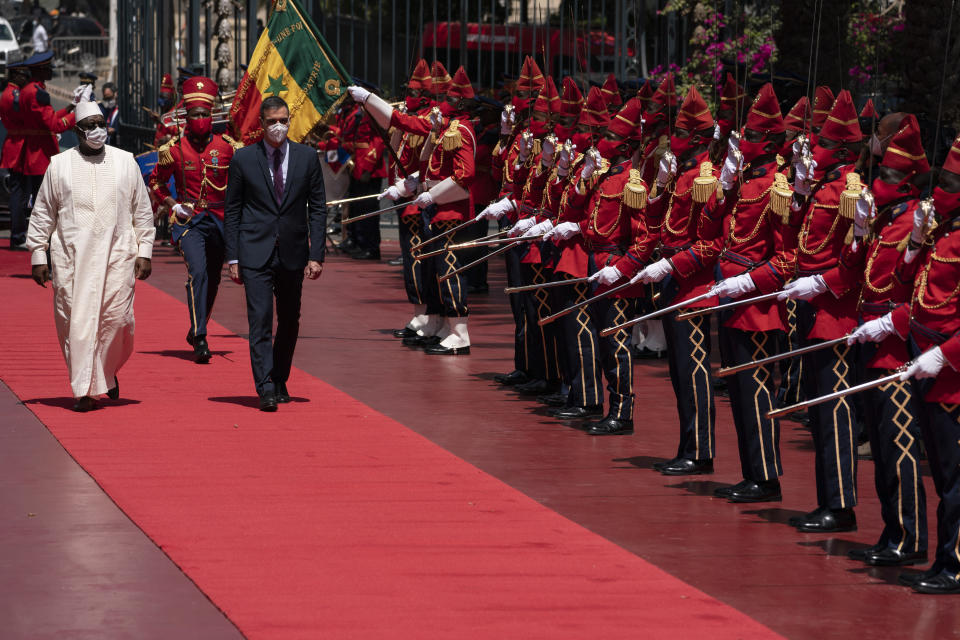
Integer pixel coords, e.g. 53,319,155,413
0,250,780,639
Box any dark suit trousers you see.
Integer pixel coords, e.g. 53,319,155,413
8,172,42,246
179,214,224,340
241,247,304,396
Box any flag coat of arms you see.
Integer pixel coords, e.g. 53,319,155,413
230,0,349,144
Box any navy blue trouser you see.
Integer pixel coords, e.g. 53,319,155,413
179,214,224,340
8,172,42,247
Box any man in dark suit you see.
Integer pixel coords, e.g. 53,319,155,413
224,96,327,411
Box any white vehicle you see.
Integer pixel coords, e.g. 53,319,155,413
0,17,23,75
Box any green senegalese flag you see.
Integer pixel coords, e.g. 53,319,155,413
230,0,350,144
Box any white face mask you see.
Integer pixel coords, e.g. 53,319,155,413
266,122,289,145
84,126,108,150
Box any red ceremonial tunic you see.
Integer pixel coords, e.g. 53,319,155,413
148,133,240,220
0,81,75,175
890,215,960,403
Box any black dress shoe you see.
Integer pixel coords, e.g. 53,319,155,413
714,479,751,498
864,548,927,567
493,370,529,386
653,457,682,473
795,507,857,533
548,404,603,420
788,506,827,527
586,417,634,436
898,566,940,587
537,391,569,407
847,543,885,561
259,393,278,412
402,334,440,348
72,396,98,412
728,480,782,503
193,337,212,364
424,344,470,355
107,376,119,400
514,379,557,396
393,327,417,339
186,330,195,347
658,458,714,476
913,571,960,595
387,256,404,266
351,249,381,260
275,383,291,404
336,239,359,253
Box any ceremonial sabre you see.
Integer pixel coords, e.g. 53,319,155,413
538,278,642,327
326,193,383,207
340,200,408,225
409,217,482,252
505,277,592,294
768,370,903,419
438,242,514,282
675,291,783,321
598,290,716,337
717,336,849,378
413,234,544,262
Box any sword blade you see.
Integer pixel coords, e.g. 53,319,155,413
505,276,592,294
598,290,715,337
717,336,849,378
675,291,782,321
326,193,383,207
538,278,639,327
767,371,902,419
409,217,482,252
341,201,407,225
438,242,514,282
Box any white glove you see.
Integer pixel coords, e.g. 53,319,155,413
793,155,817,196
791,136,807,160
379,185,402,200
581,148,601,180
712,123,722,141
429,109,443,129
777,275,828,301
656,152,678,187
541,136,557,166
518,133,534,163
325,149,338,163
508,217,537,237
854,188,876,237
711,273,756,299
544,220,581,241
846,313,895,345
557,142,574,175
719,147,742,191
911,199,936,244
172,203,193,221
637,258,673,284
413,191,434,208
500,108,515,135
347,85,370,104
901,346,946,381
522,219,554,238
72,84,93,105
476,196,515,221
727,130,740,152
588,265,623,286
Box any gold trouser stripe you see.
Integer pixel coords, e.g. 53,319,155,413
830,342,856,508
749,331,774,481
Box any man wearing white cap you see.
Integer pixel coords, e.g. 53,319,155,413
26,101,156,411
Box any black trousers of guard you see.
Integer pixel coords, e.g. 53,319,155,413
777,296,805,406
462,213,489,289
589,293,635,421
555,277,601,408
718,323,784,482
397,212,428,306
859,343,926,554
8,172,42,247
916,390,960,577
346,178,382,252
796,300,858,510
428,216,468,318
179,214,224,341
502,220,529,374
241,247,303,397
662,276,716,460
520,262,562,383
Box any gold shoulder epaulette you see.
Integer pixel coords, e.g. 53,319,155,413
624,168,648,209
839,172,862,221
157,135,179,166
769,172,794,223
442,119,463,151
221,134,244,151
692,161,719,203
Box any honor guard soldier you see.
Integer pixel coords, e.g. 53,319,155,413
599,73,622,115
707,83,795,503
154,73,179,146
851,133,960,594
543,93,654,434
839,115,930,567
149,76,242,363
0,51,86,250
777,90,864,533
350,65,477,355
385,59,436,340
340,81,387,261
639,86,723,476
462,95,503,293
